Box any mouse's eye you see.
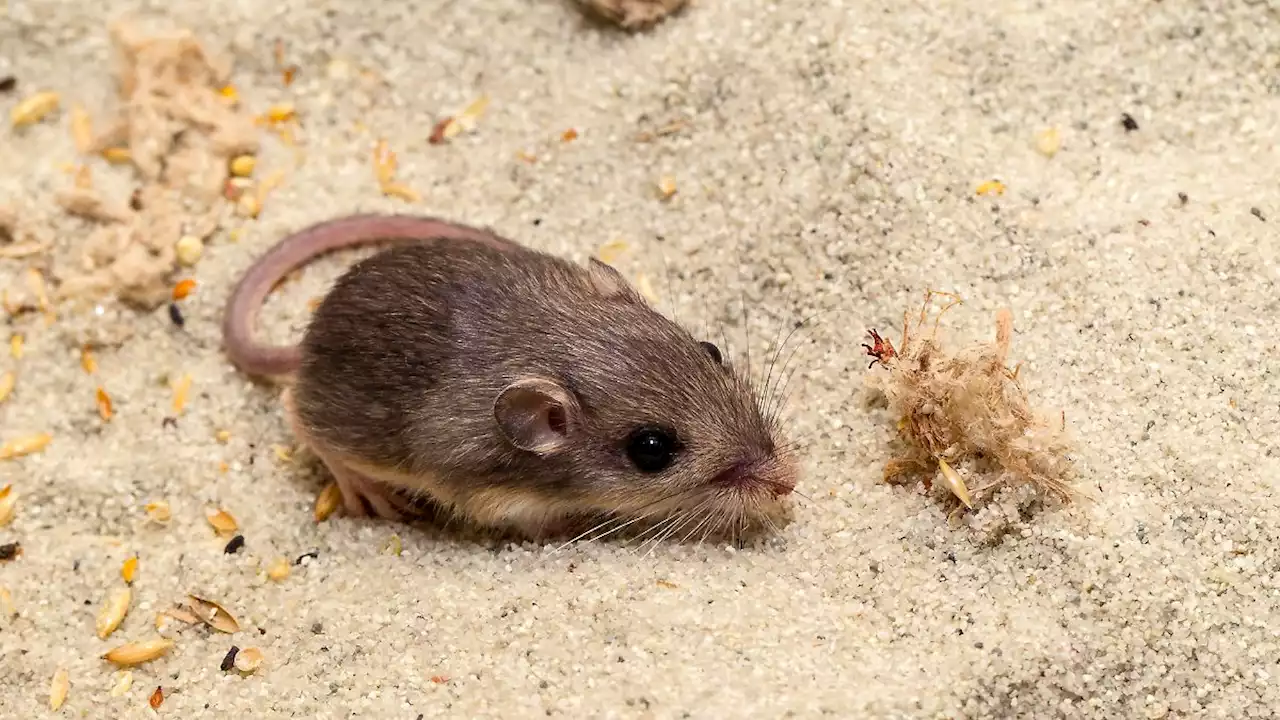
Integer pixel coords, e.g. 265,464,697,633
626,426,679,473
699,341,723,364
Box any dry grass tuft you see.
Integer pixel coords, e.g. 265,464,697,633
863,291,1078,522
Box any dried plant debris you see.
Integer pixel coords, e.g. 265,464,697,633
51,19,260,309
863,291,1077,521
573,0,689,30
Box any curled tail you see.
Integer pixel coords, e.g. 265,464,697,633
222,213,515,377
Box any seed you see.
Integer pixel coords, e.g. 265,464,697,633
975,180,1006,197
175,235,204,266
0,371,13,403
49,667,69,710
936,457,974,509
149,686,164,709
109,671,133,697
185,594,241,634
0,586,16,617
144,501,171,525
657,176,677,201
0,542,20,561
70,104,92,152
205,507,238,535
100,147,132,164
561,128,579,142
168,303,185,328
382,534,402,556
96,386,114,421
234,646,264,674
0,432,52,459
236,192,261,218
171,374,192,414
171,279,197,301
96,586,132,639
10,333,23,358
229,155,256,177
380,182,420,203
314,482,341,523
0,484,15,527
1034,127,1062,158
218,85,239,104
121,556,138,584
220,645,239,671
223,534,245,554
271,444,293,463
215,429,231,444
11,90,60,127
596,239,628,264
265,556,290,581
265,103,296,124
102,637,175,666
79,347,97,374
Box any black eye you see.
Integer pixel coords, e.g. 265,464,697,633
699,341,722,364
626,427,679,473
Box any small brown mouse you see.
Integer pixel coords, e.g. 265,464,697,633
222,213,798,541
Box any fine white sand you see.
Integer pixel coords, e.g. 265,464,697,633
2,1,1278,717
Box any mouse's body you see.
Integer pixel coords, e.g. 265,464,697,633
222,214,798,541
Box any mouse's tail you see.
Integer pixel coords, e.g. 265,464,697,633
221,213,514,378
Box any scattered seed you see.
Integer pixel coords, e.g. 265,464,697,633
121,556,138,584
96,386,114,421
430,675,449,684
265,556,290,581
1034,127,1061,158
10,333,23,358
205,507,238,535
1250,207,1266,222
0,542,21,561
185,594,242,634
80,347,98,374
149,685,164,709
0,484,13,526
272,444,293,463
215,429,231,444
218,85,239,105
561,128,579,142
0,432,52,459
936,457,974,509
172,279,197,301
382,534,402,556
49,667,69,710
656,579,678,589
96,586,132,639
0,586,16,617
236,192,261,218
171,375,192,414
161,606,201,626
228,155,256,177
596,239,629,264
233,646,264,674
100,147,132,164
168,303,185,328
656,176,677,201
109,671,133,697
262,103,296,125
0,372,12,404
70,104,93,153
294,550,319,565
0,76,15,93
223,534,246,554
175,235,204,266
10,90,60,127
144,501,171,525
220,645,240,671
976,180,1006,196
314,482,341,523
1120,113,1139,132
380,182,421,203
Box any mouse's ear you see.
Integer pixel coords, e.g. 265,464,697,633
493,377,581,455
586,258,646,304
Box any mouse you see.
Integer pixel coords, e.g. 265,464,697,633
221,213,799,542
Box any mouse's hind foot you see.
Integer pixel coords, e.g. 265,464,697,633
317,449,417,520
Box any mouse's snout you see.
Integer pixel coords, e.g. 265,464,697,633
712,453,797,498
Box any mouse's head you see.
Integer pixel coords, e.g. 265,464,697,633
493,258,800,541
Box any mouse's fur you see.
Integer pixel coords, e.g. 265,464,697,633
290,239,798,541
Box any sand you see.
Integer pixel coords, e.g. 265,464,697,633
1,1,1278,718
